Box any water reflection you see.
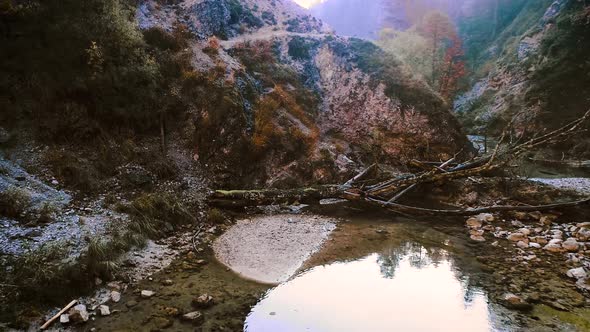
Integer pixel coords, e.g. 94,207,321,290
245,242,493,332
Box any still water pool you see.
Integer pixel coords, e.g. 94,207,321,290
245,242,495,332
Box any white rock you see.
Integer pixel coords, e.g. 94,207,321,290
60,314,69,324
110,291,121,303
566,267,588,280
529,242,541,249
68,304,89,323
477,213,495,222
98,305,110,316
141,290,155,298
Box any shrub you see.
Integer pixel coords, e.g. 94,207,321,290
207,208,225,224
37,202,57,224
43,149,99,194
0,186,32,218
121,193,194,238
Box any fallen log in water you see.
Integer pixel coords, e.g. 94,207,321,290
209,111,590,216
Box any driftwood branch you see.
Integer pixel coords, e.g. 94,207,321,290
40,299,77,330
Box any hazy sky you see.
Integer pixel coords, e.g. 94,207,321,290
293,0,324,9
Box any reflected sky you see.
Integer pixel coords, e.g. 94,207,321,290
245,244,492,332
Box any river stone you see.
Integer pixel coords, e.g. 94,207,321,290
466,217,482,229
543,244,563,253
476,213,495,222
529,242,542,249
98,305,110,316
501,293,532,311
577,228,590,241
562,238,580,252
68,304,89,323
470,234,486,242
192,294,214,308
110,291,121,303
126,300,138,308
530,236,548,245
141,290,155,298
507,233,527,242
576,278,590,292
516,241,528,249
182,311,204,325
576,222,590,228
567,267,588,279
518,228,531,236
60,314,70,324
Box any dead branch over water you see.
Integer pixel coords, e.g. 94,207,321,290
209,111,590,215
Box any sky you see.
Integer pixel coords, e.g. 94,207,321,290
293,0,325,9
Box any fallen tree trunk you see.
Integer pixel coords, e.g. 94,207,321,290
209,111,590,215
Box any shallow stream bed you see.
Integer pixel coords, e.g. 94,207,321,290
89,212,590,332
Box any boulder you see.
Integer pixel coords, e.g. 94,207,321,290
68,304,89,323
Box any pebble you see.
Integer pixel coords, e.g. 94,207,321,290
192,294,214,308
182,311,204,324
501,293,532,311
529,242,541,249
60,314,69,324
141,290,155,298
516,241,528,249
126,300,138,308
98,305,110,316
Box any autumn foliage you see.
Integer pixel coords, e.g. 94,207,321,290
252,85,319,155
438,35,466,101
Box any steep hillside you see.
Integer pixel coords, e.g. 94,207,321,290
454,0,590,157
134,0,470,187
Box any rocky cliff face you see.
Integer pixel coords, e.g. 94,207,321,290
136,0,469,187
454,0,590,159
